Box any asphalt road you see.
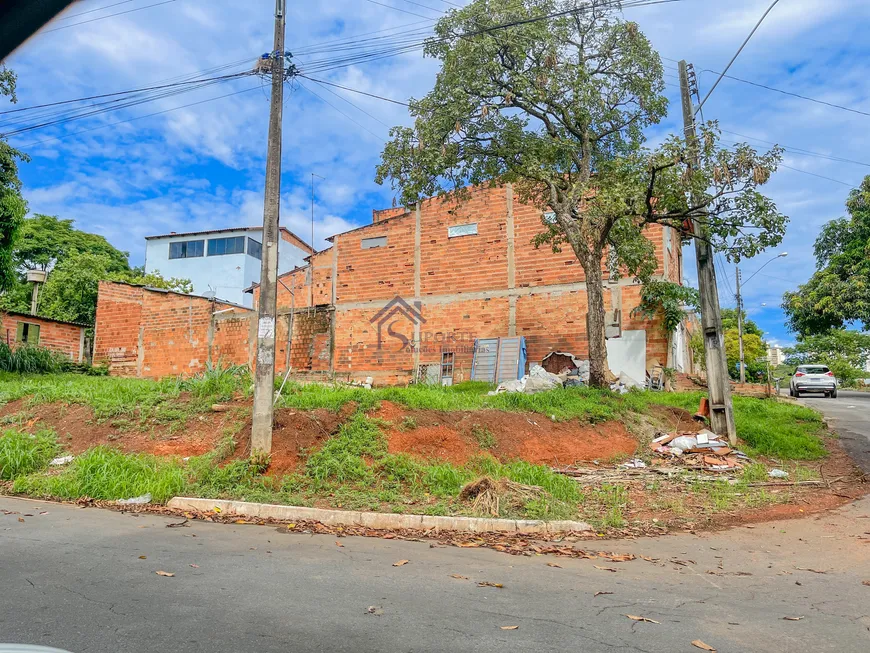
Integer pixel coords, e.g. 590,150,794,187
787,389,870,474
2,495,869,653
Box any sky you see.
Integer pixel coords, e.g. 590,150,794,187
3,0,870,348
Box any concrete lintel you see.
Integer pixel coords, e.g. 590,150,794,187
167,497,593,534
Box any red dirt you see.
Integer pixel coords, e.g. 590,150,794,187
234,403,357,475
372,401,637,466
647,405,704,434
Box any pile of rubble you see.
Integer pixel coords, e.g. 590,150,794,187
649,429,750,471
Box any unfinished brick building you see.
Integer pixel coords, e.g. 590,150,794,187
1,311,89,362
93,184,692,382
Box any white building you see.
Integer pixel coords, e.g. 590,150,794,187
144,226,313,307
767,346,784,367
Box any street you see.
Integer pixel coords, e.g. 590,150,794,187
788,389,870,474
2,492,869,653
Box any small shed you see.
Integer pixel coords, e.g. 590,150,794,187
1,311,90,362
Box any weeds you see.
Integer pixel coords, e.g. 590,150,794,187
471,424,496,449
0,429,58,480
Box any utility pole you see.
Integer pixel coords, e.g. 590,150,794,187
679,60,736,445
735,266,745,384
251,0,287,454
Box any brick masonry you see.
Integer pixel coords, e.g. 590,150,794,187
96,185,690,382
0,312,86,361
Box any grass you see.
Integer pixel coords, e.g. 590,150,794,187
471,424,496,449
0,429,58,480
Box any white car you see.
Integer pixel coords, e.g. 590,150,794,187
790,364,838,398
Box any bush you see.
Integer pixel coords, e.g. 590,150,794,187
0,343,71,374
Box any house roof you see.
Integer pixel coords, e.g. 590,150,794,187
3,310,92,328
145,225,311,250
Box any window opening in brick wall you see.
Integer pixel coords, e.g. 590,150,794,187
208,236,246,256
16,322,40,345
247,238,262,260
361,236,387,249
168,239,204,259
447,223,478,238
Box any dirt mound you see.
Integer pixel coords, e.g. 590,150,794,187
647,405,704,434
372,401,637,466
235,403,356,474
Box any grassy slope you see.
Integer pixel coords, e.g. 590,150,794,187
0,374,832,525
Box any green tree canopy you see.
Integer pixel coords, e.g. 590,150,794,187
783,176,870,334
784,329,870,386
38,252,192,325
375,0,787,386
724,329,765,381
720,307,763,338
14,214,130,273
0,65,28,291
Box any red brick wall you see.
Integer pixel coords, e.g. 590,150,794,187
1,313,84,361
337,217,415,302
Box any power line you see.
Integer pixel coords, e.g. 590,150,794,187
23,84,261,148
41,0,179,33
720,128,870,168
305,78,393,128
396,0,447,15
699,70,870,118
777,163,857,188
362,0,436,20
296,80,386,141
298,76,410,106
696,0,781,113
54,0,139,21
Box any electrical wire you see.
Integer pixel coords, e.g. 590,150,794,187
362,0,436,20
296,80,386,141
696,0,781,113
720,128,870,169
699,70,870,118
41,0,179,33
305,78,393,128
777,163,857,188
297,76,410,106
53,0,139,21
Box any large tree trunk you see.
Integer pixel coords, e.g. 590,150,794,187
582,252,610,388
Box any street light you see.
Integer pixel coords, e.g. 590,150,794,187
736,252,788,384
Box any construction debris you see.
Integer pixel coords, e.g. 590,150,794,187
768,469,789,479
648,429,749,471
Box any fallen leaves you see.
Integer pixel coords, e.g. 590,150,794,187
603,553,635,562
17,517,24,523
594,591,613,597
783,616,805,621
392,559,409,567
862,580,870,586
449,574,468,580
155,571,175,577
335,541,344,548
166,519,189,528
138,555,147,560
546,562,562,568
625,615,660,624
500,626,519,631
189,564,199,568
795,567,827,574
691,640,716,651
478,582,504,588
593,565,618,572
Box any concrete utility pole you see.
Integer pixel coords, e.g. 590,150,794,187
736,266,745,384
251,0,287,454
678,60,737,445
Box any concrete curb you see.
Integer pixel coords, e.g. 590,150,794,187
167,497,593,534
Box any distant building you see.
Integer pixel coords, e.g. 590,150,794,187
144,226,313,307
767,346,784,366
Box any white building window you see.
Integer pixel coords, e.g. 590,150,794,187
207,236,245,256
447,223,478,238
168,239,204,259
362,236,387,249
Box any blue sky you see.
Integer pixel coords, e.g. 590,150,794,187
4,0,870,347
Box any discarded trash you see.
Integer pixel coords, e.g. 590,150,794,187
670,436,698,452
769,469,789,479
118,493,152,505
366,605,384,616
210,404,231,412
155,570,175,577
782,616,805,621
500,625,519,630
478,581,504,588
620,459,647,469
49,455,74,466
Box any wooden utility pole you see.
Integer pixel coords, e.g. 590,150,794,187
678,60,736,445
251,0,287,454
735,266,746,384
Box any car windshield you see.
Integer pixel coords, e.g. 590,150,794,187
799,366,830,374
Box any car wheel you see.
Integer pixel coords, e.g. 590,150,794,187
794,390,800,398
832,389,838,399
789,386,794,397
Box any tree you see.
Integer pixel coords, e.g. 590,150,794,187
14,214,130,273
720,307,763,337
783,176,870,334
631,280,699,333
0,65,28,291
38,253,192,325
724,329,764,381
784,329,870,387
375,0,787,387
